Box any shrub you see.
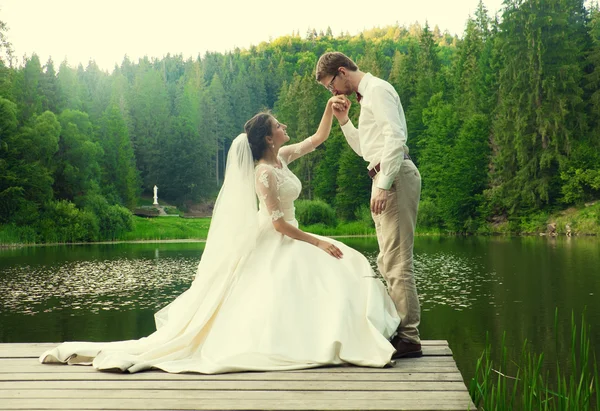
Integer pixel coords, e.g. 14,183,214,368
417,199,442,228
295,199,337,226
354,204,375,228
0,223,38,244
163,206,180,215
81,194,133,240
38,200,99,243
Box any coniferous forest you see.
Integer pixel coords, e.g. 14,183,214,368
1,0,599,243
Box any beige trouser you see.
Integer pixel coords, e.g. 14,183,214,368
371,160,422,344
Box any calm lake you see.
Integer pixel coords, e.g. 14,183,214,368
1,236,599,384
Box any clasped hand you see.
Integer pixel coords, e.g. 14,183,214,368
329,96,350,123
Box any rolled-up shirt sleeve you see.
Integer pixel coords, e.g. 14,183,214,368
371,85,407,190
340,119,362,157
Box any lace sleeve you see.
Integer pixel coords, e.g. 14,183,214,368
279,137,315,165
255,166,284,222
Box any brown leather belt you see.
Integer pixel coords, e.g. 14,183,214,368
368,153,411,179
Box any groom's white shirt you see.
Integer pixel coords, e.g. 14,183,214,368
340,73,408,191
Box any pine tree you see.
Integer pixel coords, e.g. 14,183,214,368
40,57,59,113
313,128,344,204
56,60,83,112
417,92,460,226
128,67,171,193
53,110,102,203
335,144,371,220
490,0,588,215
406,22,442,164
559,0,600,203
201,73,233,187
13,54,44,123
388,45,419,108
98,104,140,208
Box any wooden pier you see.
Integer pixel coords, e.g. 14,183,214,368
0,340,475,410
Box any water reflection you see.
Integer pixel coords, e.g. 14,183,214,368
343,237,499,311
0,257,197,315
1,237,599,385
1,239,502,317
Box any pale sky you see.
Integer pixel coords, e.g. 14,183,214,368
1,0,505,72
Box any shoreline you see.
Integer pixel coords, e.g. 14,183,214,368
0,238,208,249
1,232,597,249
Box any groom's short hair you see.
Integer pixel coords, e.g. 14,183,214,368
315,52,358,82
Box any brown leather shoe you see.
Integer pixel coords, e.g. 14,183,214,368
391,336,423,359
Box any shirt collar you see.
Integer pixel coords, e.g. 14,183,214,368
357,72,373,98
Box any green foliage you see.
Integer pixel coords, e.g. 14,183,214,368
97,104,140,209
0,104,58,224
295,199,337,226
560,168,600,204
301,220,376,236
2,6,600,241
517,212,551,234
552,202,600,236
406,22,443,163
470,310,598,410
53,110,102,202
416,199,443,229
354,204,375,228
37,200,98,243
129,67,171,191
313,130,344,204
163,206,180,215
81,194,133,241
335,144,372,221
441,114,490,231
0,223,37,244
12,54,44,123
121,216,210,241
491,0,588,215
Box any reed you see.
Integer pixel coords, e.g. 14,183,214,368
470,309,598,410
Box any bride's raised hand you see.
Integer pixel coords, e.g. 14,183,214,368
316,239,344,259
329,95,350,123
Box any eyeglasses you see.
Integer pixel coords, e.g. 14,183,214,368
326,73,338,92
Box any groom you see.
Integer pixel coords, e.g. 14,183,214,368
316,52,423,358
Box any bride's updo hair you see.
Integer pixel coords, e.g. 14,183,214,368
244,112,273,161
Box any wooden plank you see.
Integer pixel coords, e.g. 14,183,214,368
0,356,458,367
0,380,468,391
0,371,466,382
2,364,461,374
0,341,474,411
1,389,472,400
0,341,448,349
0,398,475,411
0,343,452,358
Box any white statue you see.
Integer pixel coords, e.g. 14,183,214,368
153,185,158,205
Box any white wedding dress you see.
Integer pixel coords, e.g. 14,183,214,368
39,135,400,374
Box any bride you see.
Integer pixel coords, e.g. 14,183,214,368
39,96,400,374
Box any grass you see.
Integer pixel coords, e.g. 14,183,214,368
3,201,597,245
301,221,376,236
482,202,600,236
163,206,181,216
301,222,448,237
552,202,600,236
0,224,38,245
120,216,211,241
470,310,598,410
